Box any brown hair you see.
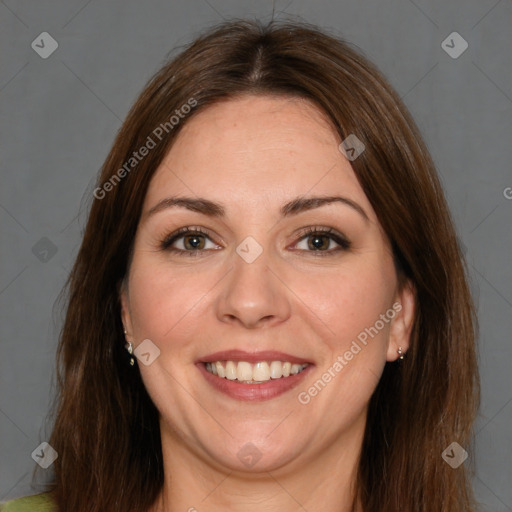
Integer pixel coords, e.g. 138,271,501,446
42,19,479,511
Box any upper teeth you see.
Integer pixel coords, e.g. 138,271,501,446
205,361,308,382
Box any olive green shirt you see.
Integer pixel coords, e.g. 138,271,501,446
0,493,55,511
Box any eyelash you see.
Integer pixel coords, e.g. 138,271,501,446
160,225,351,257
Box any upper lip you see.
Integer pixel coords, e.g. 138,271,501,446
198,349,312,365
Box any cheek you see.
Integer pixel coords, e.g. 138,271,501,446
127,259,202,341
294,262,396,413
291,255,396,352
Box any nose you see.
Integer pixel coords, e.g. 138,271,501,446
215,245,291,329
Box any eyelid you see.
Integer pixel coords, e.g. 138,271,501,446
160,225,351,254
160,226,220,250
290,226,351,251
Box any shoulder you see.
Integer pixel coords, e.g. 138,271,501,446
0,493,56,512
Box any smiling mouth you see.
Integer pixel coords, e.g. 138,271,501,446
204,360,309,384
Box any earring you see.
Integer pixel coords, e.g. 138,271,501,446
125,342,135,366
124,329,135,366
397,346,405,360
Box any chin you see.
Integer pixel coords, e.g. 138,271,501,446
204,433,306,474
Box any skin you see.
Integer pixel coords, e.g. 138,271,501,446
120,95,415,512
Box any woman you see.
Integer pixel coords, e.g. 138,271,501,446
2,19,479,512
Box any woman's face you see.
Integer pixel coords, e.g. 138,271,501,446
121,95,414,474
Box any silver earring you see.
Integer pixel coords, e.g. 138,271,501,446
397,346,405,360
124,329,135,366
125,342,135,366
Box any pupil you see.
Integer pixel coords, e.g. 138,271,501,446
309,235,328,250
186,235,203,249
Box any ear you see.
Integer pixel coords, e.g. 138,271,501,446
386,280,415,362
119,279,134,339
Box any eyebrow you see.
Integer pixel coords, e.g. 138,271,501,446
145,195,369,222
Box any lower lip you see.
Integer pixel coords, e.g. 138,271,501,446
197,362,313,402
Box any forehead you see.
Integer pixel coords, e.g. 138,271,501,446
143,95,373,219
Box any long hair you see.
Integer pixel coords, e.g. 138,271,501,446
43,19,479,511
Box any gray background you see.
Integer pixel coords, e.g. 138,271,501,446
1,0,511,509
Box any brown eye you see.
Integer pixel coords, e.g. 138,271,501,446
306,233,331,251
161,227,220,256
182,234,206,250
294,227,351,255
